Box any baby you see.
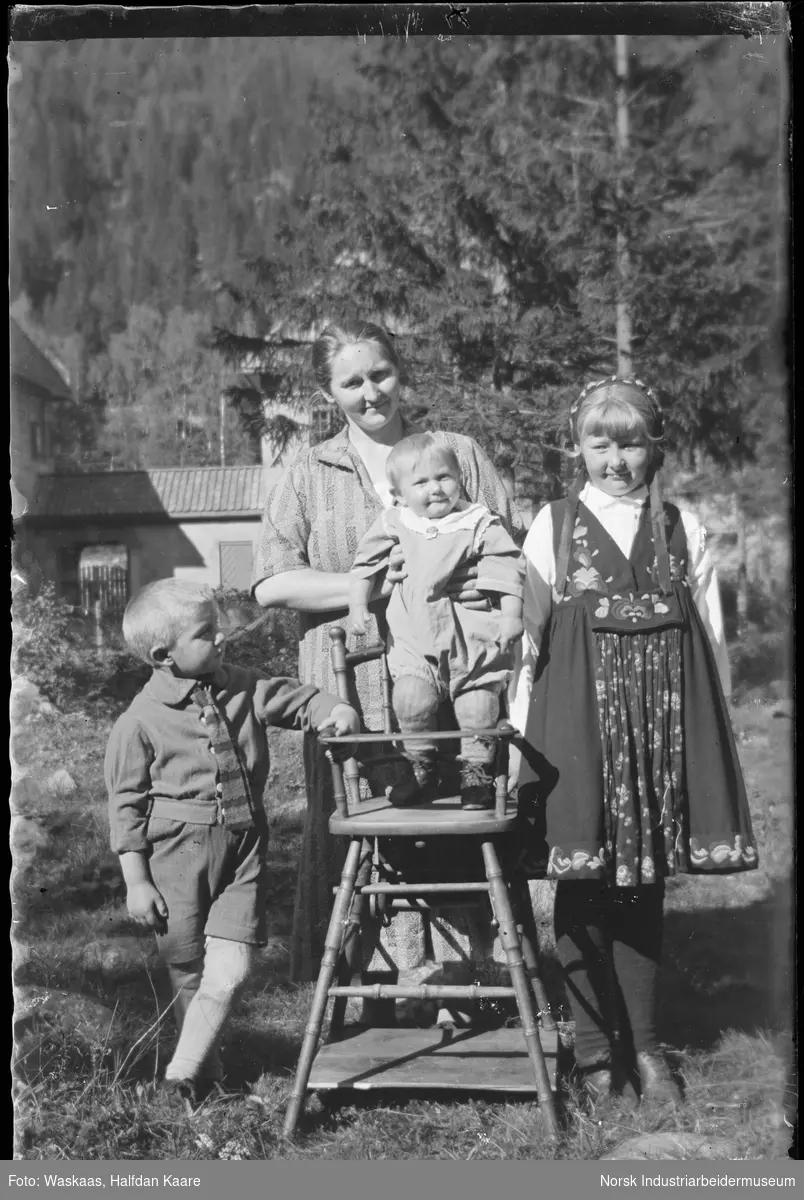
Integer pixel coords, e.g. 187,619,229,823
349,432,524,809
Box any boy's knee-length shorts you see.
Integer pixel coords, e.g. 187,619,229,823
146,813,269,964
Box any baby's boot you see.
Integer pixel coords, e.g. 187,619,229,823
388,753,439,807
459,759,495,810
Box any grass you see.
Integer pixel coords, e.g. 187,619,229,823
11,677,796,1161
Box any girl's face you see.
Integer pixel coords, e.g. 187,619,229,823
325,341,402,434
578,429,652,497
394,451,462,519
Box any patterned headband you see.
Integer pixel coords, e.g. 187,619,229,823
570,375,662,441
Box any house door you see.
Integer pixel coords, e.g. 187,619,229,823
79,545,129,615
219,541,254,593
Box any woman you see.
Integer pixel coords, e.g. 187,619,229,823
252,319,523,993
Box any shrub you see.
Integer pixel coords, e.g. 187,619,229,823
214,588,300,677
12,585,140,714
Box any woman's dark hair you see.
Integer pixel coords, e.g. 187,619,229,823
311,320,402,395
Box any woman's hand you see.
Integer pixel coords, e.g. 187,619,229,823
444,562,491,609
507,742,522,795
386,543,407,585
369,544,407,602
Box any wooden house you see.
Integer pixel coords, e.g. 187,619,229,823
23,465,281,609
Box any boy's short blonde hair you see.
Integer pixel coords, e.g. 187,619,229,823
122,579,217,664
385,432,461,494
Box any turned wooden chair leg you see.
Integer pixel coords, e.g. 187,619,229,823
282,837,363,1140
329,840,373,1040
481,840,559,1139
513,878,557,1033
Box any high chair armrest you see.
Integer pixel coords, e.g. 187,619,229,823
318,728,517,745
344,643,387,666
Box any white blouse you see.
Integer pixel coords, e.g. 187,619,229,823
508,482,731,735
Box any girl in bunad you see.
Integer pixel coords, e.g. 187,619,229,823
509,377,758,1106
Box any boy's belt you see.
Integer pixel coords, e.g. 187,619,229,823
149,797,220,825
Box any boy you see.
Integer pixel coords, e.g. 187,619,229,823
348,432,524,809
105,579,358,1109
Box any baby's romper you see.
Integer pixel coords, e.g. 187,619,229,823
518,497,758,1065
352,503,523,702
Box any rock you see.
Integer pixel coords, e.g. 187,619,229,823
602,1133,740,1161
10,773,43,815
10,677,44,722
78,936,154,974
14,986,115,1044
47,768,77,796
11,814,53,865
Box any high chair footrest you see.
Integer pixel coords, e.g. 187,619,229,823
308,1025,559,1093
328,985,517,1000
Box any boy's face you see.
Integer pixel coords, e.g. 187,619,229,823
395,451,462,519
165,600,227,679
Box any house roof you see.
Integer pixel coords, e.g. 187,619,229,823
10,318,73,404
29,465,277,521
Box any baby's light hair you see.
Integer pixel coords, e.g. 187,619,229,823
385,432,461,494
122,579,217,664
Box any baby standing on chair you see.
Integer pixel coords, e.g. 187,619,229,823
349,432,525,810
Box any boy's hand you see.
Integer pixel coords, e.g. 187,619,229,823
126,881,168,931
348,606,370,637
317,703,361,738
498,615,524,655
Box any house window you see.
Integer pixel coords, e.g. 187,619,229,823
219,542,254,593
308,406,340,447
30,421,47,460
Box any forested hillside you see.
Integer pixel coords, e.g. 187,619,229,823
10,33,788,507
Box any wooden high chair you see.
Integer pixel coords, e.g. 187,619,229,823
282,628,559,1140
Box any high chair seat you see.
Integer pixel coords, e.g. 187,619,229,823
329,794,518,837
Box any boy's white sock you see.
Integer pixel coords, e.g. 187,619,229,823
164,937,253,1083
166,958,223,1081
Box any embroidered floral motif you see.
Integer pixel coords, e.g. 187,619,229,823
689,836,758,869
567,565,607,595
548,846,606,876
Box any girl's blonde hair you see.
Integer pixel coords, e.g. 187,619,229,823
385,432,461,494
571,377,664,468
122,579,217,664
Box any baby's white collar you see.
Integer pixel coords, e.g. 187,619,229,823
397,501,486,535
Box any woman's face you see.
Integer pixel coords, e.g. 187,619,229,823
325,341,402,434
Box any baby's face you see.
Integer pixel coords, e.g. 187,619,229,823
395,452,462,519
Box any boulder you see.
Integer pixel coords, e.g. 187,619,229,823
10,773,43,816
10,814,53,866
47,768,77,796
14,986,115,1044
78,936,154,975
